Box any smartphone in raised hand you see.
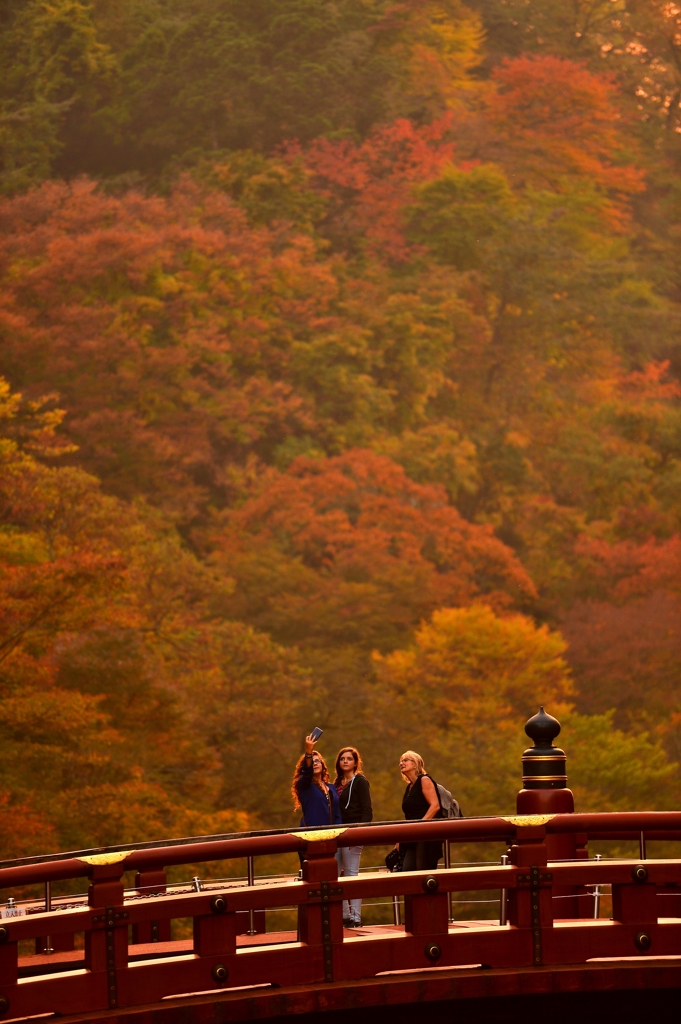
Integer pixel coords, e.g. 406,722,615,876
310,727,323,743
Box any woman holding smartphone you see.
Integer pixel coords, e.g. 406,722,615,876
292,732,342,828
334,746,372,928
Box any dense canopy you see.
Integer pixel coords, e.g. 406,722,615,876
1,0,680,855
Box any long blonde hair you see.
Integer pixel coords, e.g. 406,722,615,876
400,750,426,782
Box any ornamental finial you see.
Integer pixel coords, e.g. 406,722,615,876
524,705,562,748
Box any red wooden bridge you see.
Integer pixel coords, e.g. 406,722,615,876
0,710,679,1023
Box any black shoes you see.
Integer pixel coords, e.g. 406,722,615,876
343,918,362,928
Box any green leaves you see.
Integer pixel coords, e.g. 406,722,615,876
408,164,514,269
0,1,114,192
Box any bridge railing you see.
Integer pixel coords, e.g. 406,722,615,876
0,811,680,1020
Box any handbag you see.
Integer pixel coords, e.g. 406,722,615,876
384,847,403,872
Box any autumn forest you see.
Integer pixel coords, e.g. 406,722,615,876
1,1,681,859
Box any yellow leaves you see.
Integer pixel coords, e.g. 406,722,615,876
0,685,110,742
374,604,573,712
392,1,486,114
0,377,21,422
0,528,47,566
367,605,574,816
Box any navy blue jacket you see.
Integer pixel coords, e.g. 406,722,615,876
296,763,342,827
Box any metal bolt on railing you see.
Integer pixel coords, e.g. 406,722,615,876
593,853,602,919
499,854,509,926
192,876,202,892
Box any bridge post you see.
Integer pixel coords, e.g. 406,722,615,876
85,860,128,1011
505,821,553,966
517,707,587,918
0,927,17,992
297,838,343,984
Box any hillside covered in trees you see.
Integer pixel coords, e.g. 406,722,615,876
1,1,681,856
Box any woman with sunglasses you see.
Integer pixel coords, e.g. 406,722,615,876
292,733,342,828
397,750,442,871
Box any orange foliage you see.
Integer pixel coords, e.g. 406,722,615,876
0,793,56,860
576,534,681,601
292,116,455,261
210,449,535,654
560,592,681,724
0,179,330,515
484,55,645,224
0,4,678,856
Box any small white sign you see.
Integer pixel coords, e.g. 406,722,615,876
1,906,26,918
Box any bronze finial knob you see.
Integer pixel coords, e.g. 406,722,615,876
521,707,567,790
525,706,562,747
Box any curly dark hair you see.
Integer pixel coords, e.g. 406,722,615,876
291,750,330,809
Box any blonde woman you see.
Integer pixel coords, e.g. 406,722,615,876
398,750,442,871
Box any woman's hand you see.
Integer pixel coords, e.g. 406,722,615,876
304,733,318,755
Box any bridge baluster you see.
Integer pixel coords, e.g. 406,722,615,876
132,869,171,944
193,906,237,959
403,879,448,939
612,871,657,928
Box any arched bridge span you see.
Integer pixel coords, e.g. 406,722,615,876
0,811,680,1023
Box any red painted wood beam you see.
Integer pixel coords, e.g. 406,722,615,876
39,959,681,1024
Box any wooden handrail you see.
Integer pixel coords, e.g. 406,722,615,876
2,810,680,889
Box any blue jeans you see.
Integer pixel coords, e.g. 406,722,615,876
335,845,363,924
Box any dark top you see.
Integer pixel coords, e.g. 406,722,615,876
336,774,373,824
402,774,442,821
296,762,342,828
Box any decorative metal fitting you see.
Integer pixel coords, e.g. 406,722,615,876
632,865,648,883
210,895,227,914
0,996,8,1015
422,876,439,893
425,942,442,961
212,963,229,983
521,707,568,790
634,931,651,951
0,927,8,945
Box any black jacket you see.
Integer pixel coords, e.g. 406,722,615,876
337,773,373,824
